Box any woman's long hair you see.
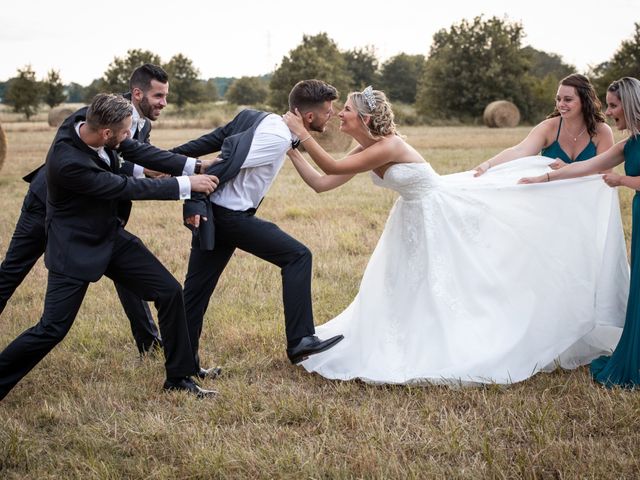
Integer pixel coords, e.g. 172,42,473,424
547,73,605,138
608,77,640,138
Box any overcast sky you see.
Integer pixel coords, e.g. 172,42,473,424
1,0,637,85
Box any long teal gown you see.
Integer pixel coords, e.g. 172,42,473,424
541,118,597,163
591,134,640,387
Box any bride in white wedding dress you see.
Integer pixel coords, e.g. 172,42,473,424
283,87,628,385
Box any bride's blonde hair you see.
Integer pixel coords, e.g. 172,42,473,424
349,87,397,138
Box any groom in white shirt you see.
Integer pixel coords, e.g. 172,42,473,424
171,79,344,369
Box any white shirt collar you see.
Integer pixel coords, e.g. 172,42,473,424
130,106,146,137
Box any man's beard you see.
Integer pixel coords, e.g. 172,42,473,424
104,137,120,150
139,96,158,120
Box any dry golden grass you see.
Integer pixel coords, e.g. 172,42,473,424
0,123,639,479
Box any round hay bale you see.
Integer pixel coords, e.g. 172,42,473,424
0,122,6,172
48,106,75,128
483,100,520,128
302,116,353,153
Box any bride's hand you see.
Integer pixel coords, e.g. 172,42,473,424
282,110,307,137
473,161,491,177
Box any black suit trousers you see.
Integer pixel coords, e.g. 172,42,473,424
183,204,315,369
0,191,46,313
0,229,196,400
0,193,161,352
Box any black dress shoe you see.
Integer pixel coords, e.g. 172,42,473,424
163,377,217,398
287,334,344,365
197,366,223,380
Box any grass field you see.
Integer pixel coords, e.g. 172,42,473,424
0,121,638,479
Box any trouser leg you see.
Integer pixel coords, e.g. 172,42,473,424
0,192,46,314
0,271,88,400
114,281,161,353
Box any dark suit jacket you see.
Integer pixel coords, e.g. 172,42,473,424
170,109,270,250
23,96,153,213
44,108,189,282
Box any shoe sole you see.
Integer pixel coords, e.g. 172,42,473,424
289,335,344,365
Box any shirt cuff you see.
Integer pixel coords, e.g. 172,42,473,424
183,157,197,175
176,176,191,200
132,164,145,178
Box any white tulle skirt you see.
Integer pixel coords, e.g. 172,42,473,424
303,157,628,385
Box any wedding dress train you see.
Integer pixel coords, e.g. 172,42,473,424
303,156,628,385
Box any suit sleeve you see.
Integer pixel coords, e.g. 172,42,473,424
119,160,136,176
169,113,244,157
116,138,188,176
49,145,180,201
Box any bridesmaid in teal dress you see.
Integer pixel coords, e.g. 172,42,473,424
474,73,613,176
520,77,640,387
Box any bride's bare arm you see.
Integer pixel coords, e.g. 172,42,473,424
287,148,356,193
283,111,394,174
298,134,397,174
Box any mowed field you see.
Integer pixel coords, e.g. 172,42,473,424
0,121,638,479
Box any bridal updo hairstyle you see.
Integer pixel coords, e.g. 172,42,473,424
546,73,605,138
608,77,640,137
349,87,397,138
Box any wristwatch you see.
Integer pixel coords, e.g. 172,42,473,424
194,159,202,174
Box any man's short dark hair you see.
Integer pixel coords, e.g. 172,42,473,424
288,79,338,112
129,64,169,92
86,93,132,129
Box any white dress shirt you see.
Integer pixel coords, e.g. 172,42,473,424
128,106,197,179
210,114,293,210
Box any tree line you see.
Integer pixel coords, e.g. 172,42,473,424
2,16,639,123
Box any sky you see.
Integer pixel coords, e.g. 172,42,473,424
1,0,637,85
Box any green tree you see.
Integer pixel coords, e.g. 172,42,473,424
269,33,351,111
591,22,640,97
417,16,531,121
198,79,219,102
83,78,105,103
522,46,574,79
164,53,201,108
520,48,575,123
343,46,379,91
211,77,234,97
5,65,41,119
103,49,162,93
379,53,425,104
66,82,87,103
42,69,67,108
225,76,269,105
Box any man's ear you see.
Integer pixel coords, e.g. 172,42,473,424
131,86,144,102
301,110,315,125
100,127,113,142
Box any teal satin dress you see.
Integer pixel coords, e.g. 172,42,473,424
541,118,596,163
591,134,640,387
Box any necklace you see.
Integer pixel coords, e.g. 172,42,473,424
563,122,587,142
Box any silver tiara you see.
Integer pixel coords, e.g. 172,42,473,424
362,86,376,111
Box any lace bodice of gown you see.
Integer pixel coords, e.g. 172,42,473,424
370,162,440,199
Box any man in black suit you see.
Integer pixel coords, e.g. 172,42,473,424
171,79,345,371
0,94,219,400
0,64,177,356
